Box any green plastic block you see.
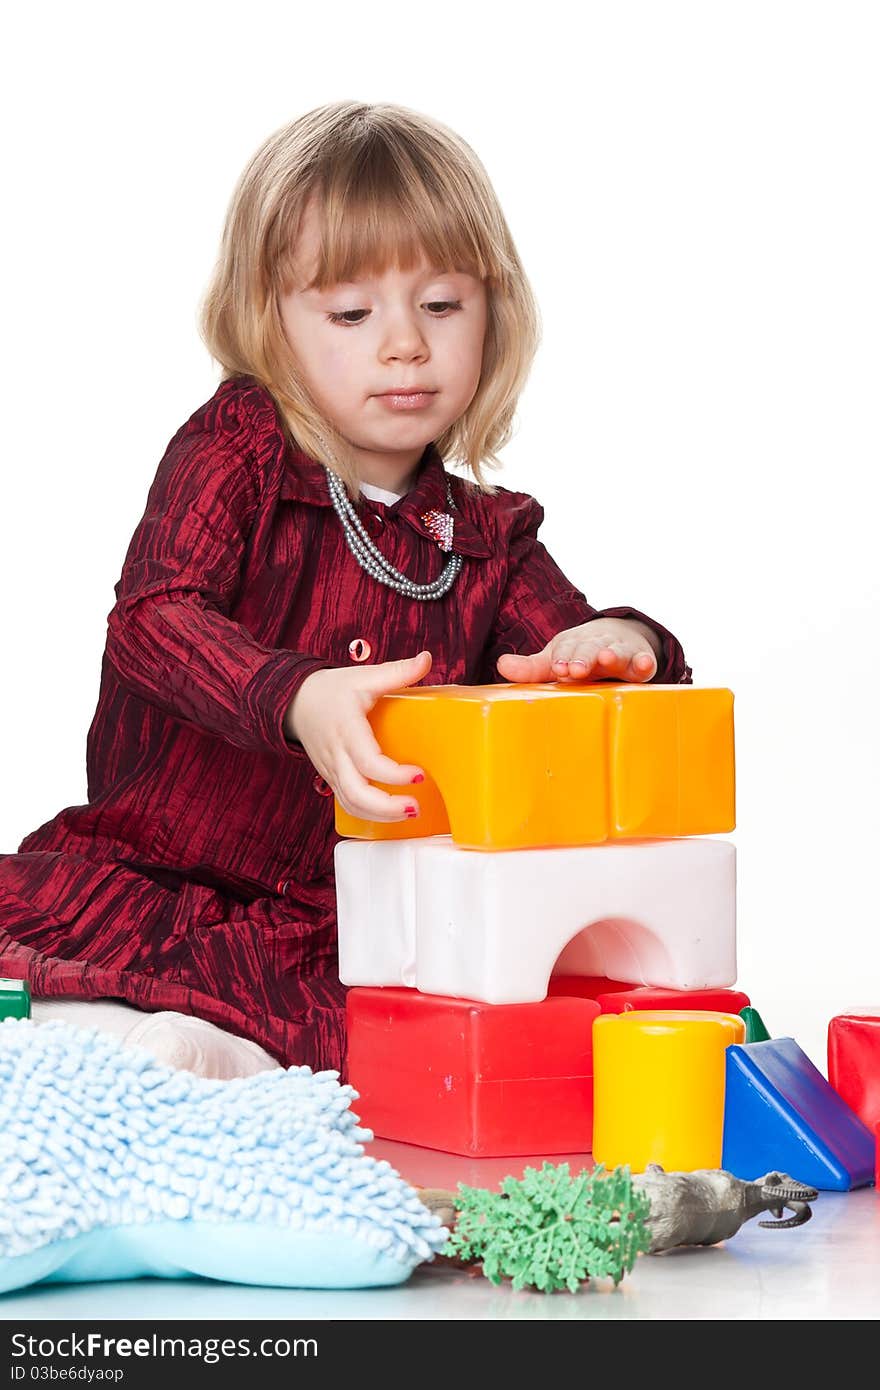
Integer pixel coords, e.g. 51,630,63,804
739,1005,770,1042
0,978,31,1020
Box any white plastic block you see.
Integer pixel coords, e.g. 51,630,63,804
335,835,737,1004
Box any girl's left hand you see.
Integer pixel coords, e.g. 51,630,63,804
495,618,659,684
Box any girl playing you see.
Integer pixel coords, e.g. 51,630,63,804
0,101,691,1082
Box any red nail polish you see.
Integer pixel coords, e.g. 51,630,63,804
411,773,424,783
405,806,418,817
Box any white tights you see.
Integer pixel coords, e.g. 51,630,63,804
29,998,283,1080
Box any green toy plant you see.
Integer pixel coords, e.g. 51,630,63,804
443,1161,652,1293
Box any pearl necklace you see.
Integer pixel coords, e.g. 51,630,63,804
324,464,463,600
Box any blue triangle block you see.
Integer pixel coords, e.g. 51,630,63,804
722,1037,875,1191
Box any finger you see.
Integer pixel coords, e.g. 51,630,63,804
551,631,623,661
495,649,554,683
362,650,433,697
552,652,602,678
593,642,655,681
349,721,426,788
551,640,620,679
623,649,658,683
594,641,632,676
332,745,421,823
546,635,590,665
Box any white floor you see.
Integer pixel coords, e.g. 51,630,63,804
2,1136,878,1321
3,996,877,1321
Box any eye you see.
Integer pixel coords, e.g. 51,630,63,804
326,309,369,325
326,300,463,326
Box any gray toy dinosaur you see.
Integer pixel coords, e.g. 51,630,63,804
418,1165,818,1258
632,1165,818,1252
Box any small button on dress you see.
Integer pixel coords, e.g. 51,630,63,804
364,512,385,538
348,637,372,662
313,776,334,797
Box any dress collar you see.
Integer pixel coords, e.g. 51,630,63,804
273,408,492,559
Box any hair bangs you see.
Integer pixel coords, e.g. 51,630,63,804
292,164,496,294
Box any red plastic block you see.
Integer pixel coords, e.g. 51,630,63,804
828,1010,880,1130
546,975,633,999
595,986,750,1014
548,976,749,1015
346,986,598,1157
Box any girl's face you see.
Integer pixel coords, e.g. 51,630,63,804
279,201,488,488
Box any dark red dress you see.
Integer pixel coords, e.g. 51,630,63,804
0,375,692,1079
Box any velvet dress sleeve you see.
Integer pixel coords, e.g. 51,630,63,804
104,426,333,757
477,494,693,685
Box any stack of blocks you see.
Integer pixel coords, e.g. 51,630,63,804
335,681,741,1157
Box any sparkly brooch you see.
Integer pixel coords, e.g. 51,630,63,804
421,509,455,552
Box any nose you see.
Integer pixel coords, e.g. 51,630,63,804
379,306,430,362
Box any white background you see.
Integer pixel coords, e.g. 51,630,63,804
2,1,878,1072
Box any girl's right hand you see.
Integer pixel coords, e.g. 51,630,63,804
283,650,433,822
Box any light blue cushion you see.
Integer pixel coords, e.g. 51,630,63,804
0,1019,448,1293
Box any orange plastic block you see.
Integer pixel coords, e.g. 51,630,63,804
347,986,598,1156
335,682,735,849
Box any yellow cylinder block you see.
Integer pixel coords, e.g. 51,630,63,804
592,1010,746,1172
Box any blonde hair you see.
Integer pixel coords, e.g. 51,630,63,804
198,101,541,503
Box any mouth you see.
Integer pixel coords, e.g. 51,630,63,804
373,390,438,410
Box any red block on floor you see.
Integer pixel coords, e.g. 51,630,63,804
546,975,633,999
596,985,749,1014
828,1010,880,1130
346,986,598,1157
548,975,749,1014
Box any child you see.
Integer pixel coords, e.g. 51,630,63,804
0,101,691,1083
